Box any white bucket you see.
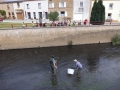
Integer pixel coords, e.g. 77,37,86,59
67,68,74,75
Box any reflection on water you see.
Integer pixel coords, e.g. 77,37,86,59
73,76,81,88
86,45,100,72
87,56,99,72
51,75,58,86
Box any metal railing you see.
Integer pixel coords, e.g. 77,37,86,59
0,21,120,29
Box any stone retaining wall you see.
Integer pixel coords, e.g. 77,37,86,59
0,26,120,50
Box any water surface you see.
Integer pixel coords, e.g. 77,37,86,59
0,43,120,90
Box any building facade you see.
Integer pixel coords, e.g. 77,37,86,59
48,0,73,21
91,0,120,22
73,0,90,21
0,2,14,19
23,0,48,20
0,0,48,20
13,2,24,19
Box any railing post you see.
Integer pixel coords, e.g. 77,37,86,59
11,24,13,28
26,24,27,27
110,21,111,25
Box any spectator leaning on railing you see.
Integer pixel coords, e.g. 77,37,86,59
78,20,81,26
68,20,72,26
36,21,39,27
32,21,35,28
22,22,25,28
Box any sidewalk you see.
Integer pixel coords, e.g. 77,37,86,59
3,19,50,23
3,20,120,25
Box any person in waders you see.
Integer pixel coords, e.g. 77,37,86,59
50,56,57,75
73,59,82,77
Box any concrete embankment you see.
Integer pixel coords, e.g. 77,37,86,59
0,26,120,50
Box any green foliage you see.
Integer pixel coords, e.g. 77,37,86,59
90,0,97,22
112,34,120,45
90,0,105,25
48,11,59,22
67,40,73,46
97,0,105,24
0,10,6,16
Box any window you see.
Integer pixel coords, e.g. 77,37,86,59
45,12,48,19
8,12,11,16
27,4,30,9
60,2,64,7
7,5,10,10
33,12,36,19
12,12,14,15
17,2,20,8
59,2,66,8
38,3,41,9
80,1,83,7
107,13,112,21
60,11,65,16
108,13,112,19
49,2,54,8
49,3,51,8
27,12,31,19
108,13,111,16
78,8,84,12
109,3,113,9
38,12,42,19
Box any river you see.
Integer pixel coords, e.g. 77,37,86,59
0,43,120,90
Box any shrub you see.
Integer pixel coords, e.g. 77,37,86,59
0,10,6,16
111,34,120,45
67,40,73,46
48,11,59,22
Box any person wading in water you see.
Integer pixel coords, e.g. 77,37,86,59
73,59,82,77
50,55,57,75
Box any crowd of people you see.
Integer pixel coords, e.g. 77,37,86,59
49,20,83,27
22,19,88,28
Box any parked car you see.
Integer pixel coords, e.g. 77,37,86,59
0,18,3,22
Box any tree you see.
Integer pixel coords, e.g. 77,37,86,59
48,11,59,22
90,0,97,23
90,0,105,25
97,0,105,24
0,10,6,16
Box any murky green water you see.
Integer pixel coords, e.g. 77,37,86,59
0,43,120,90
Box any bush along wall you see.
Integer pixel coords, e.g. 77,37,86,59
112,34,120,45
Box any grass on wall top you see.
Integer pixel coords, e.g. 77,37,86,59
112,34,120,45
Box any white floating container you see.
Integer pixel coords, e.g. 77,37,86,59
67,68,74,75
